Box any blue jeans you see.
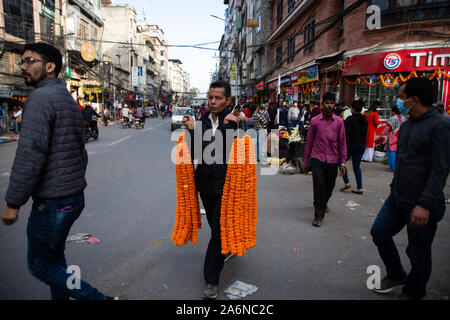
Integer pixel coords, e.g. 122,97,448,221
387,140,396,172
370,193,446,299
342,143,365,189
27,191,107,300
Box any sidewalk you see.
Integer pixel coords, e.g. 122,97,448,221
0,132,19,144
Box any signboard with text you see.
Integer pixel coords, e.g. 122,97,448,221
343,47,450,76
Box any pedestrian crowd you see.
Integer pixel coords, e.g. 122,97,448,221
1,43,449,301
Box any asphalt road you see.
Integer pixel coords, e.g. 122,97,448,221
0,117,449,300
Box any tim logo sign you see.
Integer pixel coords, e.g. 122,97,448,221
384,53,402,70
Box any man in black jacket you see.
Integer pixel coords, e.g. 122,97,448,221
81,103,101,134
371,78,450,299
182,80,241,299
1,43,114,300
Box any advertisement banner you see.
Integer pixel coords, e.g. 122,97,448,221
343,47,450,76
292,65,319,85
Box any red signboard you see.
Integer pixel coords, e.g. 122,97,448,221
343,47,450,76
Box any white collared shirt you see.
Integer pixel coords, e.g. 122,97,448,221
209,113,219,136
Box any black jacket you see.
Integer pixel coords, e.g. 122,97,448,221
391,108,450,211
188,107,238,186
5,78,88,208
81,106,101,122
345,113,368,145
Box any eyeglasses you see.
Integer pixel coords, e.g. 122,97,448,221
17,57,46,67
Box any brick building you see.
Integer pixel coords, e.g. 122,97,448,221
259,0,450,118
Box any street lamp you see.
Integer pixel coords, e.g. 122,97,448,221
210,14,226,22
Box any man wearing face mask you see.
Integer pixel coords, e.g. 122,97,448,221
371,77,450,300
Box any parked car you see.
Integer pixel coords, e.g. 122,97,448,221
171,107,195,131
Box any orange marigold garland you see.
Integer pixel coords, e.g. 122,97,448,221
220,135,258,256
171,132,201,246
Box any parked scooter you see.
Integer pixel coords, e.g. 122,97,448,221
121,116,132,128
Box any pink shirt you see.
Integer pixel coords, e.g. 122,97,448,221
304,113,347,165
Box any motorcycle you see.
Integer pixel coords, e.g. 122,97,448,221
135,117,145,129
121,116,132,128
84,119,99,142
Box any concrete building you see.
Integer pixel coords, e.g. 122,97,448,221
66,0,104,110
147,25,170,104
168,59,190,105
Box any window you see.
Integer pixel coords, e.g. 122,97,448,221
369,0,449,27
90,26,98,41
287,35,295,64
288,0,296,14
277,0,283,27
276,45,283,67
40,14,54,42
161,60,164,67
3,0,34,41
77,20,89,40
303,19,315,56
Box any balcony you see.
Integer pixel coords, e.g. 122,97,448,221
375,3,450,27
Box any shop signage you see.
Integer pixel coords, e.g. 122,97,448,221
132,66,139,87
292,65,319,85
81,43,95,62
247,19,259,28
343,47,450,76
280,75,291,87
256,81,264,91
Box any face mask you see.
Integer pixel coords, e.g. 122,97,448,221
396,98,409,116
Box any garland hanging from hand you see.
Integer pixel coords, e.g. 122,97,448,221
171,132,202,246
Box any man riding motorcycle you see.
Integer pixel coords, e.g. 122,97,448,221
121,104,133,125
81,103,101,134
135,103,145,126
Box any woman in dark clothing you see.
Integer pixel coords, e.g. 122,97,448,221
340,100,368,194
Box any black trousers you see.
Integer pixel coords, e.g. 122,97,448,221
198,181,225,285
311,158,339,221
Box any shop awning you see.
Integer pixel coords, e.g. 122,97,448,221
315,50,345,62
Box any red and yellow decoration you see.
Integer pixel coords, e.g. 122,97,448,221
344,68,450,87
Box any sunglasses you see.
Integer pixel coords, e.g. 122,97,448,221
17,56,47,67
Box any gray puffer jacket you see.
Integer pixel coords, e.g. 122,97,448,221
5,78,88,208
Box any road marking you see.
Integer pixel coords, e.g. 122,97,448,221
142,128,153,132
109,135,132,146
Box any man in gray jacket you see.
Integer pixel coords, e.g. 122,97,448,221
371,77,450,299
1,42,113,300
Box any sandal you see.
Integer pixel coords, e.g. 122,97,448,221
340,184,351,191
352,190,363,195
312,220,322,227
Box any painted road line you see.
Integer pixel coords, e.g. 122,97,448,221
109,135,132,146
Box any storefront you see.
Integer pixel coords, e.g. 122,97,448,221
342,47,450,119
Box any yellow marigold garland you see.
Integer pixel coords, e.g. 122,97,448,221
172,132,258,257
171,132,201,246
220,135,257,256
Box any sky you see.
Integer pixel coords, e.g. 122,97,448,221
113,0,227,96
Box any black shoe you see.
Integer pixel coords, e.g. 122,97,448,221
374,276,406,294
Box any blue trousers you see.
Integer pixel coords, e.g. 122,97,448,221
387,140,396,172
370,193,446,299
27,192,107,300
342,143,365,189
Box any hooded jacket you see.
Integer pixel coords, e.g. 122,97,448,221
391,107,450,211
